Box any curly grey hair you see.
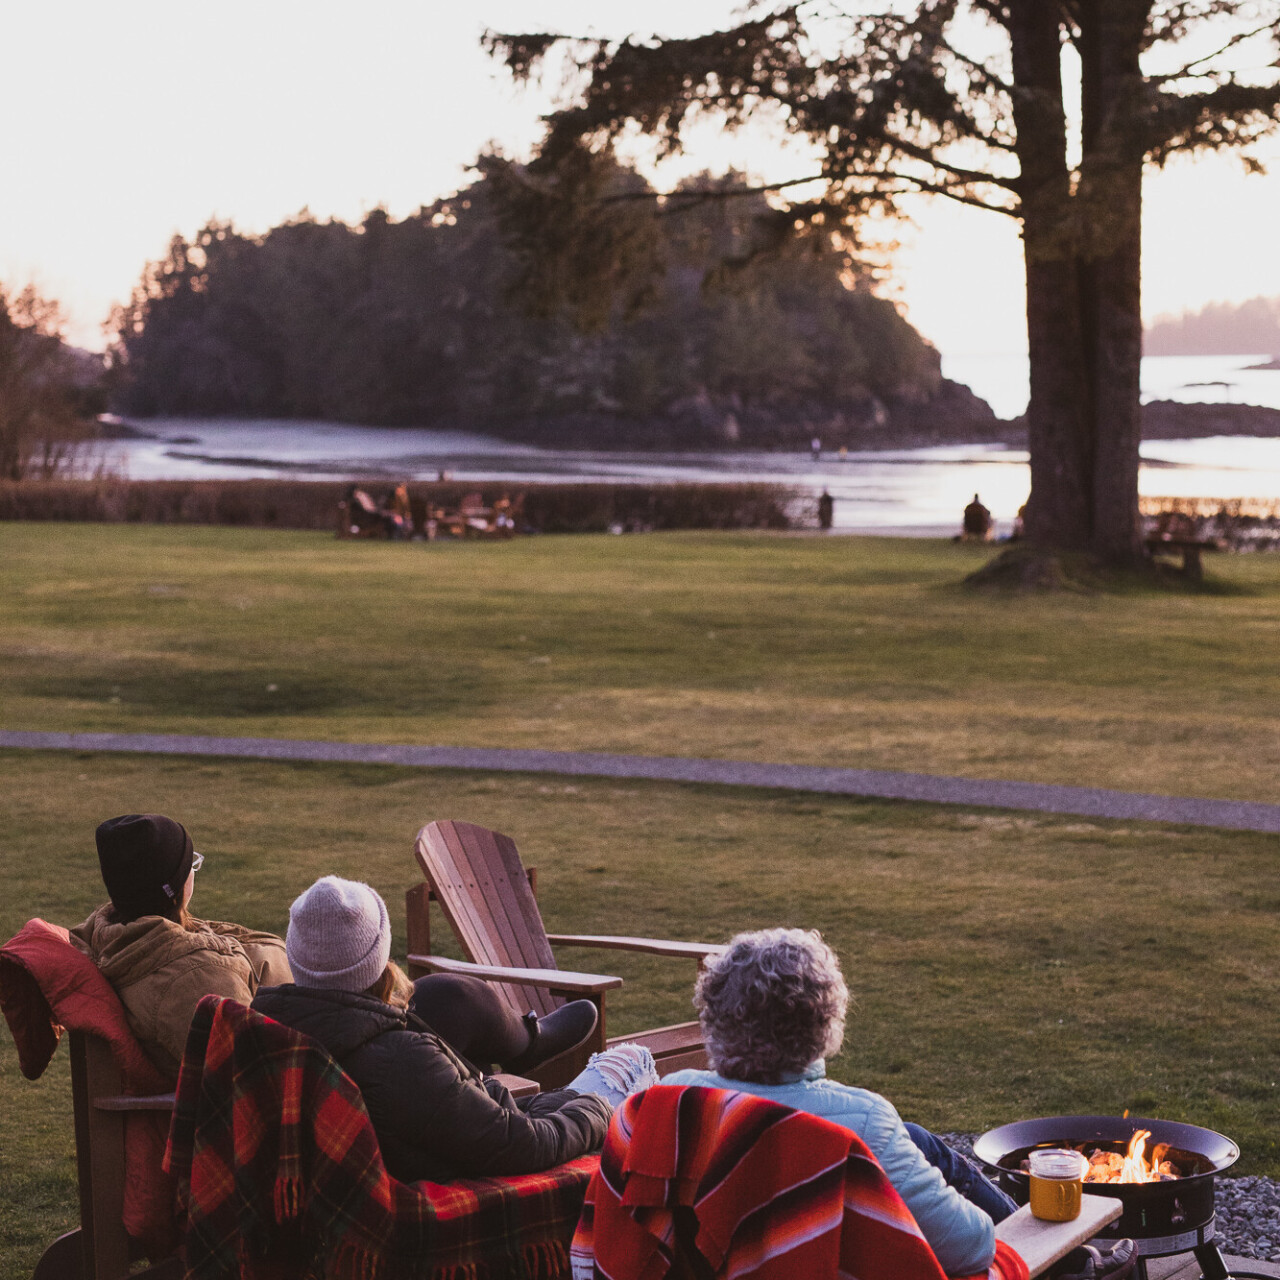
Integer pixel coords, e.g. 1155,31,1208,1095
694,928,849,1084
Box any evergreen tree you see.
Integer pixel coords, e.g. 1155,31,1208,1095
110,168,944,441
0,287,94,481
486,3,1280,562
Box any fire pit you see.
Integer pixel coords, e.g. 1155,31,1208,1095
974,1115,1256,1280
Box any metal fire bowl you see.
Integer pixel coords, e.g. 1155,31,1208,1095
973,1115,1240,1257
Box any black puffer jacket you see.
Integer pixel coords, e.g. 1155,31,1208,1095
251,985,612,1183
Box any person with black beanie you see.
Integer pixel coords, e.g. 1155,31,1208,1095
72,817,616,1093
71,814,292,1080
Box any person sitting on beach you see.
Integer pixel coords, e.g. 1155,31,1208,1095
341,485,407,539
252,876,659,1182
665,929,1135,1280
72,814,293,1080
962,493,994,541
389,482,414,537
818,488,835,531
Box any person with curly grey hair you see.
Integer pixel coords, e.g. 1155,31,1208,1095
666,927,1014,1278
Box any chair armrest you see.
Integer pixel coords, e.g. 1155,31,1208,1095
993,1197,1123,1278
490,1072,540,1099
407,953,623,994
93,1093,176,1112
546,934,726,961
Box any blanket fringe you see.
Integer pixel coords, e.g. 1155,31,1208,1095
523,1240,569,1279
334,1241,383,1280
273,1174,303,1223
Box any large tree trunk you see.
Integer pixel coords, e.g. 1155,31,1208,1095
1009,1,1094,552
1078,1,1148,564
1009,0,1149,563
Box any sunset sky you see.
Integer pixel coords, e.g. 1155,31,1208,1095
4,1,1279,355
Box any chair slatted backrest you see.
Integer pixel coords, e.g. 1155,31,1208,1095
414,821,562,1017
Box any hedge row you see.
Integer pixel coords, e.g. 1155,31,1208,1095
0,478,797,534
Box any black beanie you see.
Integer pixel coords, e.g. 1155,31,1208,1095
95,814,194,921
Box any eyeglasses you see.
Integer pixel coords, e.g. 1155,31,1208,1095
191,851,205,873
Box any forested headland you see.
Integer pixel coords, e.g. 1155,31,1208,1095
108,167,997,450
1146,296,1280,357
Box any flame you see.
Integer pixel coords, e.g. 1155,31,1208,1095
1119,1129,1155,1183
1080,1130,1175,1184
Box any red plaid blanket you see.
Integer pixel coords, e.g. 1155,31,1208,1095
164,995,597,1280
570,1085,1028,1280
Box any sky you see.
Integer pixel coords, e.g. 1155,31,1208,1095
3,1,1279,356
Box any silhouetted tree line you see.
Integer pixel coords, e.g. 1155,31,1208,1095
1,287,105,481
109,167,948,444
1146,296,1280,358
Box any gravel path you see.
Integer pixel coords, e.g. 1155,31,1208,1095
3,730,1280,833
940,1134,1280,1263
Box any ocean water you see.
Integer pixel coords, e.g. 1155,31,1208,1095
87,353,1280,535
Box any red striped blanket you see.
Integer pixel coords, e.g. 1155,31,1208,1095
164,995,597,1280
570,1085,1028,1280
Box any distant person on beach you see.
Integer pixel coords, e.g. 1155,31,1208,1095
818,489,834,531
811,436,822,459
341,485,407,539
390,483,414,537
1010,503,1027,541
961,493,994,541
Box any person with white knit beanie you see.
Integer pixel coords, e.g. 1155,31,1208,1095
253,875,658,1181
286,876,391,993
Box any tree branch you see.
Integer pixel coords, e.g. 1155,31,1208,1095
876,172,1021,216
880,135,1022,188
933,28,1015,96
1144,79,1280,158
1148,21,1280,84
596,174,829,205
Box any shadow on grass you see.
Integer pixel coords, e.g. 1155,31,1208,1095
959,544,1258,597
21,662,498,718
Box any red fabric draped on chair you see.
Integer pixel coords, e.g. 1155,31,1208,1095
571,1085,1029,1280
165,995,598,1280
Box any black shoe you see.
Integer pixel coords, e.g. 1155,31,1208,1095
505,1000,599,1073
1053,1239,1137,1280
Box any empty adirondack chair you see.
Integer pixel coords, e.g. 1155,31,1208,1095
406,821,724,1088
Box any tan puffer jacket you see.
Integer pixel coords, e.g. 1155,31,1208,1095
72,905,291,1080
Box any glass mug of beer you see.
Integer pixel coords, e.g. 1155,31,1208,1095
1028,1148,1088,1221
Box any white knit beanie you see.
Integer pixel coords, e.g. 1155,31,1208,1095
286,876,391,993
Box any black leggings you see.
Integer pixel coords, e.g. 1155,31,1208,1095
407,973,532,1066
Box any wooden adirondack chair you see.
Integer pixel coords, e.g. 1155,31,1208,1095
33,1031,179,1280
406,820,723,1087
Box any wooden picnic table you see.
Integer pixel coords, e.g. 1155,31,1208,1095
1144,535,1217,580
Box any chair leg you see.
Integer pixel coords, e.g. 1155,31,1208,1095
32,1229,85,1280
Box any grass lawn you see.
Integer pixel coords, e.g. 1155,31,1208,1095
2,524,1280,801
3,751,1280,1276
2,524,1280,1274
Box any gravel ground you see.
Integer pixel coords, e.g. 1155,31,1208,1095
940,1135,1280,1263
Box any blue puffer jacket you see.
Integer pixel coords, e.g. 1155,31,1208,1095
665,1063,995,1277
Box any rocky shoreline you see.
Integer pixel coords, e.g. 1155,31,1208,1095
439,388,1280,451
97,394,1280,454
1140,399,1280,440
